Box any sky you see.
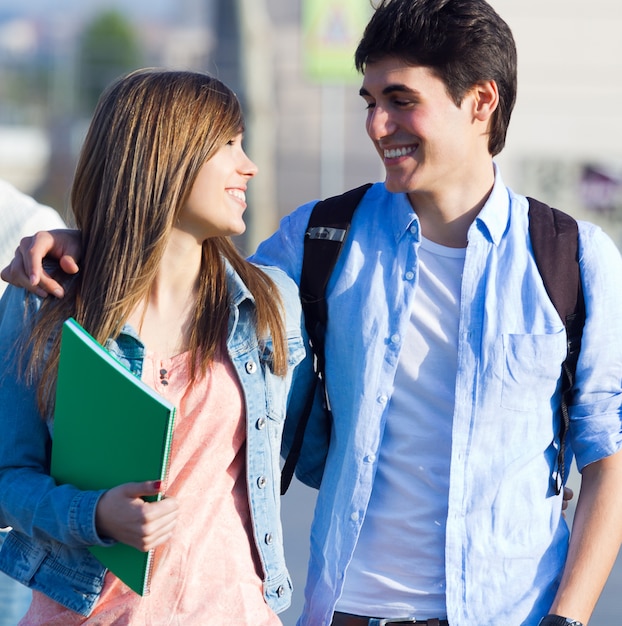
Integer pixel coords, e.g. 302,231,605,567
0,0,175,21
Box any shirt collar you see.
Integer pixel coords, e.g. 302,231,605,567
470,163,511,246
224,258,254,307
389,187,420,243
387,163,510,246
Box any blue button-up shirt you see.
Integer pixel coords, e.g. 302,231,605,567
252,169,622,626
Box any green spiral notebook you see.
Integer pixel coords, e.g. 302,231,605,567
51,317,176,595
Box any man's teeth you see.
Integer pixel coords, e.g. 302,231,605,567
228,189,246,201
384,146,416,158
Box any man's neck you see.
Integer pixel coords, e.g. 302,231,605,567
408,161,495,248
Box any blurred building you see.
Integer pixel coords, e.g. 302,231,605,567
205,0,622,249
0,0,621,245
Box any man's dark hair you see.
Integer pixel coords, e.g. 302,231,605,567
355,0,517,156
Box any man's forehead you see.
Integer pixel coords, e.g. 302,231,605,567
360,61,440,95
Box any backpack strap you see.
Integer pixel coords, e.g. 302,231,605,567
281,191,585,497
527,197,585,494
280,183,372,495
300,184,373,366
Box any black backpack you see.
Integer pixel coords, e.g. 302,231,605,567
281,184,585,495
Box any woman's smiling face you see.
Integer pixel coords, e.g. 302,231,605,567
178,133,258,241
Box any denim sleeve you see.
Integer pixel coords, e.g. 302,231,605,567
279,287,331,490
0,286,108,547
283,358,331,490
253,213,332,489
569,222,622,471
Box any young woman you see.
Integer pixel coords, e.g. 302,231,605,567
0,69,305,624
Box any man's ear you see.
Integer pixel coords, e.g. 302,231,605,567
472,79,499,122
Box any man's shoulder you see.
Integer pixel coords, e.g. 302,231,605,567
576,218,621,268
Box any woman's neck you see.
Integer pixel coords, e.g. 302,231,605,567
128,232,203,358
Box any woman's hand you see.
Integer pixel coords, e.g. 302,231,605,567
0,229,82,298
95,480,180,552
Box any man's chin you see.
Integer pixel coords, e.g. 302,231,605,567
383,177,415,194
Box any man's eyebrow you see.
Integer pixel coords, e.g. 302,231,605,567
359,84,419,97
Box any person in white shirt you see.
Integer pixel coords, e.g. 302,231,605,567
0,179,65,297
0,179,65,622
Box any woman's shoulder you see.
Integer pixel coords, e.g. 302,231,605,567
256,265,301,317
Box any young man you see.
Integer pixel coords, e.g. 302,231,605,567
2,2,622,625
255,2,622,625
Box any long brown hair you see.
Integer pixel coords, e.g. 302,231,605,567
25,69,288,416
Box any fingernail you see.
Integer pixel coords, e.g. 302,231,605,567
153,480,163,491
52,288,64,298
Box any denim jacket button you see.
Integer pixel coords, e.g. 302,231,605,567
245,361,258,374
276,585,285,597
256,417,266,430
257,475,267,488
265,532,273,545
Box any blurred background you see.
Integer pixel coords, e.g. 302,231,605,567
0,0,620,624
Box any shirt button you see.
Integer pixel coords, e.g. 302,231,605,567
350,511,360,522
390,333,400,345
257,476,267,488
245,361,257,374
256,417,266,430
410,225,417,235
377,394,388,405
405,270,415,281
265,533,273,545
365,453,376,463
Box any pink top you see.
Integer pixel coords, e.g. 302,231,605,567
21,348,282,625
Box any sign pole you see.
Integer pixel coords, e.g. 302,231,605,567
301,0,372,198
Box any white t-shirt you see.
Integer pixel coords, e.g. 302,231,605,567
0,178,66,296
336,236,465,619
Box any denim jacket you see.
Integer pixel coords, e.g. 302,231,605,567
0,262,305,617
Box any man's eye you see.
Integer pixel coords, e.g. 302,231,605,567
394,98,416,108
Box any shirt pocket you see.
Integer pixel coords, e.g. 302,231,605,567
501,330,566,411
286,334,305,369
260,334,305,424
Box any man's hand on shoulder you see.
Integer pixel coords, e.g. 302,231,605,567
0,229,81,298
